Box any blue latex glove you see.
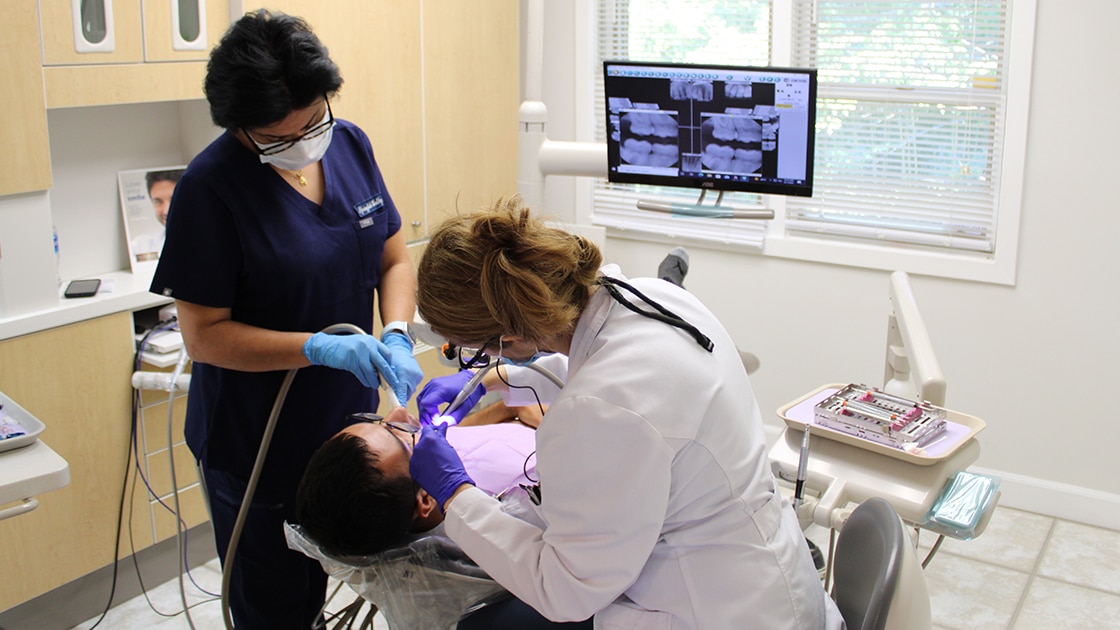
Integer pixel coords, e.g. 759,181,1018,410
417,371,486,426
302,332,401,392
410,423,475,511
380,331,423,404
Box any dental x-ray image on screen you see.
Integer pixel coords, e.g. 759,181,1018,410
604,61,817,197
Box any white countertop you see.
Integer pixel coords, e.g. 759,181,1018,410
0,270,172,341
0,439,70,508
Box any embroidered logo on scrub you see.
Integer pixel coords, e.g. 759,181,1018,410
354,195,384,228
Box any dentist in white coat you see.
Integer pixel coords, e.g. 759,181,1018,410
410,197,844,629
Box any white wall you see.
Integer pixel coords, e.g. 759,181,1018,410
0,100,217,319
535,0,1120,529
0,191,56,317
48,100,216,280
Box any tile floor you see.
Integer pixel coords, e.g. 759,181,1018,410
71,505,1120,629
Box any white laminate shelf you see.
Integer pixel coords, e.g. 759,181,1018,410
0,270,171,341
0,440,70,521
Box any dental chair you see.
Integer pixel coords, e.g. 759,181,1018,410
832,497,932,630
285,522,511,630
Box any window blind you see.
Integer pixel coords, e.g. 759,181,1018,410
786,0,1008,252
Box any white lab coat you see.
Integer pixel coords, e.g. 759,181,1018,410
446,266,844,629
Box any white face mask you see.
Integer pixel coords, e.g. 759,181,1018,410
257,123,334,171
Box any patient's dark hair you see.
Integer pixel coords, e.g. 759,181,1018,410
296,433,417,557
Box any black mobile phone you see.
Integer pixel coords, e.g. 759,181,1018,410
64,279,101,298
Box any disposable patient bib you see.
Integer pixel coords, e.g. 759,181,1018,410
447,423,537,496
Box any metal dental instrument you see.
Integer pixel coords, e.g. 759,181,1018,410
381,380,403,409
441,363,497,421
439,360,566,423
794,422,811,509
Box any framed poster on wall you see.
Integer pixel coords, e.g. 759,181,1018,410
118,166,185,274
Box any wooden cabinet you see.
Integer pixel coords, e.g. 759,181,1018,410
141,0,230,63
39,0,144,65
0,1,231,195
0,315,208,610
1,1,52,195
249,0,518,240
40,0,228,65
39,0,230,108
422,0,520,229
0,314,139,610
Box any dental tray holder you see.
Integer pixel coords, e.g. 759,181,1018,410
771,383,996,539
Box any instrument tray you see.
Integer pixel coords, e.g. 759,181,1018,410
0,391,46,454
777,383,986,466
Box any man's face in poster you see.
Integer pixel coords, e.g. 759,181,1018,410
149,179,176,226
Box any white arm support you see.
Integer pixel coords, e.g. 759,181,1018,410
518,100,607,211
517,0,608,211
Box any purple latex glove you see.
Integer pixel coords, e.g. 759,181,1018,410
417,371,486,426
409,423,475,511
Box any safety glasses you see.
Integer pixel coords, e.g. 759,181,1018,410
244,98,334,156
347,412,419,451
457,334,502,370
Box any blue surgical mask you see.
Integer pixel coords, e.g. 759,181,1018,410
497,340,544,367
503,352,545,367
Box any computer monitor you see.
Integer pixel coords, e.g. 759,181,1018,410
884,271,947,407
603,60,817,197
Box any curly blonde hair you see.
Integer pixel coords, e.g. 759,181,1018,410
417,197,603,346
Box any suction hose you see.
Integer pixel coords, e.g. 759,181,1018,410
221,323,393,629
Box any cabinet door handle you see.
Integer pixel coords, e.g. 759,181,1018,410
0,498,39,522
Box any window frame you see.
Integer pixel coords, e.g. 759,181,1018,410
580,0,1037,286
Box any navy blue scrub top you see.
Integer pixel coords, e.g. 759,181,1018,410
151,120,401,500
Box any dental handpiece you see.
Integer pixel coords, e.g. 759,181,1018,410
793,422,811,509
380,381,403,409
441,364,495,419
437,361,565,425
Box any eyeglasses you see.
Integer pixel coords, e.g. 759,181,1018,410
457,334,502,370
347,412,419,450
245,98,334,156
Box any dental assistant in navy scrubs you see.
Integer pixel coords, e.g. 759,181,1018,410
150,10,422,628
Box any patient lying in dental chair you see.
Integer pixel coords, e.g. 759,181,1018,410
289,404,564,629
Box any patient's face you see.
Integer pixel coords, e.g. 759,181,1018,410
339,406,418,478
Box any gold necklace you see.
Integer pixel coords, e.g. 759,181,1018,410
287,169,308,187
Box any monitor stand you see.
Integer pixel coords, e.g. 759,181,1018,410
636,189,775,220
